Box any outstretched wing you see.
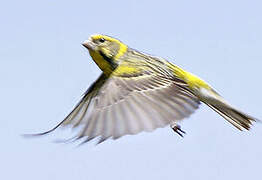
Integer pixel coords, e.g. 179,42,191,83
35,67,200,144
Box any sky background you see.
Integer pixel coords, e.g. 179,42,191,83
1,0,262,180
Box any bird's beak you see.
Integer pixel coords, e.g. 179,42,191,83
82,39,95,50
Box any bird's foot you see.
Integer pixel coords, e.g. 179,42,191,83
171,124,186,137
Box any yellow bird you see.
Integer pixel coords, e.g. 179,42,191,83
34,34,258,144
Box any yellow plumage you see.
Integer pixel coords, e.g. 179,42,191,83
30,34,258,144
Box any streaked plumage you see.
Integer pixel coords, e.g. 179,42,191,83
30,34,258,144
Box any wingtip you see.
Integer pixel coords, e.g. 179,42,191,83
21,131,51,138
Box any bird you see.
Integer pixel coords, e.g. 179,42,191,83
30,34,259,144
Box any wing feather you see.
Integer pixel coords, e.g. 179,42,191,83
36,68,200,143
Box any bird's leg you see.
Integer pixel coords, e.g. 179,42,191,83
170,123,186,137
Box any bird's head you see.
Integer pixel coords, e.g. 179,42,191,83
82,34,128,74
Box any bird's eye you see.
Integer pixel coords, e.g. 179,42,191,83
99,38,105,43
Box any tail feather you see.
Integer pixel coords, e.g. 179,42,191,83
197,87,258,130
205,101,257,130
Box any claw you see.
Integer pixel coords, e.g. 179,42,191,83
171,124,186,137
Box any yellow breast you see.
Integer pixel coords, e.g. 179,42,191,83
89,50,113,75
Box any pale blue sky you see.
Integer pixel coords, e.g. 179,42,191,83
1,0,262,180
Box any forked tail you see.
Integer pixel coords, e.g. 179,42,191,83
206,101,256,130
199,88,258,130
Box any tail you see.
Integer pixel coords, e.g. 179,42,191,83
199,88,258,130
